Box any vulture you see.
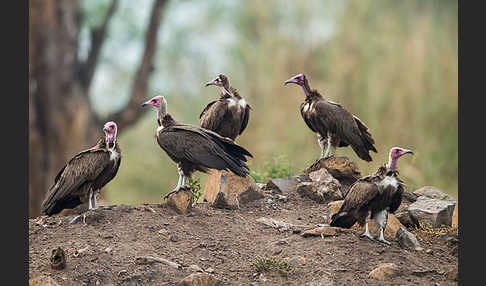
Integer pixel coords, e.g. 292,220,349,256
41,121,121,216
284,73,377,162
142,95,253,198
200,74,251,140
330,147,413,245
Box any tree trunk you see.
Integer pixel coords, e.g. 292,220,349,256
29,0,168,218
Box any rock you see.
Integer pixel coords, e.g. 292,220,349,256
166,188,193,215
256,217,293,232
287,255,306,266
29,276,61,286
396,227,421,250
170,234,179,242
327,200,344,222
452,203,458,228
301,226,341,237
177,273,221,286
265,175,311,194
425,249,433,254
204,170,263,209
408,196,456,227
413,186,455,201
276,195,288,202
368,263,400,281
250,282,260,286
297,169,343,203
50,247,66,270
394,209,419,229
304,156,360,197
205,267,215,273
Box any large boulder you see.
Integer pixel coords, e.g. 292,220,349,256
203,170,264,209
304,156,361,197
408,196,456,227
265,174,311,194
297,168,343,203
394,192,419,228
413,186,455,201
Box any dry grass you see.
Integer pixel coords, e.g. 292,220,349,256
412,221,458,242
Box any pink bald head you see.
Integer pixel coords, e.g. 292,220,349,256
142,96,164,108
284,73,306,86
103,121,117,144
387,147,413,171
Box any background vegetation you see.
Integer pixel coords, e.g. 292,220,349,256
79,0,457,204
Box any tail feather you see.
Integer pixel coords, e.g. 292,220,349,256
330,212,357,228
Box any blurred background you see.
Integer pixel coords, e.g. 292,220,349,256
29,0,457,218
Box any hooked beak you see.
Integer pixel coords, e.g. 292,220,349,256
284,77,298,85
141,100,151,107
205,80,217,87
103,126,108,132
402,149,414,156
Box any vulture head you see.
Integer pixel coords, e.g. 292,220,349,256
387,147,413,171
142,95,168,123
103,121,118,145
284,73,311,96
205,74,231,97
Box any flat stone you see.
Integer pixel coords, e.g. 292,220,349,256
166,188,193,215
256,217,293,232
301,226,343,237
287,255,306,266
408,196,456,227
396,227,421,250
177,273,221,286
413,186,455,201
368,263,400,281
204,170,263,209
266,175,310,194
29,276,61,286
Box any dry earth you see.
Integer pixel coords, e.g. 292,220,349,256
29,188,458,285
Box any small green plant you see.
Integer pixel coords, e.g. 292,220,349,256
253,256,291,275
187,177,202,205
250,156,294,184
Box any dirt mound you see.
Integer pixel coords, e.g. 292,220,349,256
29,189,458,285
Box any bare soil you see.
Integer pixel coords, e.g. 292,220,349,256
29,188,458,285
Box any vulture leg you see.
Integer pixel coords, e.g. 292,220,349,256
317,133,327,158
93,190,100,210
360,212,375,240
323,137,332,158
164,167,184,199
375,210,392,245
88,191,94,210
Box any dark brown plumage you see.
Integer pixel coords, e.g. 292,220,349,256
285,73,377,162
142,96,253,198
41,122,121,216
330,147,413,245
200,74,251,140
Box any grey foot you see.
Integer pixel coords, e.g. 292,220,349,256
377,238,392,245
361,232,375,241
164,186,190,200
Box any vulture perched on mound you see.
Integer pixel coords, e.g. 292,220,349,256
200,74,251,140
142,95,253,198
41,121,121,216
330,147,413,245
284,73,377,162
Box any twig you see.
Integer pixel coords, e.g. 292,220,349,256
135,256,181,269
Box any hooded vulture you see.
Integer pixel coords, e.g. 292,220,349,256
142,95,253,198
284,73,377,162
330,147,413,245
200,74,251,140
41,121,121,216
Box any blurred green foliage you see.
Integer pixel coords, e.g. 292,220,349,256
250,156,294,184
84,0,457,204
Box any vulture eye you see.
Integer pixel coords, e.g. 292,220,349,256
395,149,399,153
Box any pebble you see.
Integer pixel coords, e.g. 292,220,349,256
186,212,196,217
169,235,179,242
250,282,260,286
144,225,154,229
232,217,241,224
205,267,215,273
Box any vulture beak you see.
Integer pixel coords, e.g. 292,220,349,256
284,76,299,85
402,149,414,156
141,100,151,107
103,126,108,132
205,80,217,87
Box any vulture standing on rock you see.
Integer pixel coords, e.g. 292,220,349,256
41,121,121,216
200,74,251,140
142,95,253,198
330,147,413,245
284,73,377,162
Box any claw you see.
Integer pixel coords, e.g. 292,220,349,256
377,238,392,245
361,232,375,241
